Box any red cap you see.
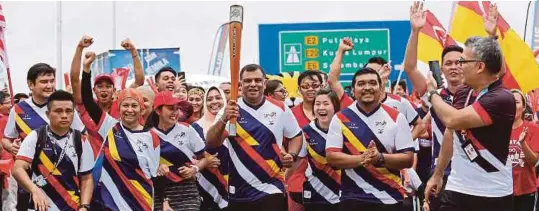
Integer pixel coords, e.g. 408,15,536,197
94,74,115,87
153,91,183,109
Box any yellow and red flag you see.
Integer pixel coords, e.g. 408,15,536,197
450,1,539,94
417,10,458,77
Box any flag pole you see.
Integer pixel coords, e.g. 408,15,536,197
56,2,63,90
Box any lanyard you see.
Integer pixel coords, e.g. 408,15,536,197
464,87,488,107
458,87,488,144
44,127,71,179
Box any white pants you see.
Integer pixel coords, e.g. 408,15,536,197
2,175,18,210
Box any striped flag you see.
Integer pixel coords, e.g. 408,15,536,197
417,10,457,76
208,23,230,77
0,4,14,102
449,1,539,94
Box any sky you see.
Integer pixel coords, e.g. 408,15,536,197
1,1,535,93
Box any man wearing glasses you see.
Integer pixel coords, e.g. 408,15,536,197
402,2,465,210
424,36,515,211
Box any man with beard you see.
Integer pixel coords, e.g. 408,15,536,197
402,3,465,210
206,64,302,211
70,36,144,118
1,63,86,211
288,70,323,211
326,67,415,211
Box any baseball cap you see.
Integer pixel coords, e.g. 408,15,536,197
94,74,115,87
153,91,184,109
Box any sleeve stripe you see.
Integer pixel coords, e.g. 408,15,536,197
409,115,419,126
396,147,416,153
287,131,303,139
472,103,493,125
16,155,32,163
326,147,342,153
79,168,94,175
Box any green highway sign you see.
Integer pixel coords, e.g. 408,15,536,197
279,29,390,75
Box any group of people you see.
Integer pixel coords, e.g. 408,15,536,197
0,2,536,211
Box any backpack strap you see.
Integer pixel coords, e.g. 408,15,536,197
29,126,48,176
73,130,82,173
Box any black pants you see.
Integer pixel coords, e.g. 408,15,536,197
439,190,513,211
304,203,339,211
339,200,402,211
16,188,30,211
426,174,449,211
228,194,286,211
514,193,535,211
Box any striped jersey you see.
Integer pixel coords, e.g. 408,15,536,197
380,94,419,125
17,129,94,211
299,121,341,205
4,98,85,139
446,81,515,197
430,88,456,176
192,121,230,209
90,113,160,211
153,123,205,183
223,97,302,202
326,103,415,204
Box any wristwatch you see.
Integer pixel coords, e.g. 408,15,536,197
78,204,90,210
427,90,440,103
376,153,385,165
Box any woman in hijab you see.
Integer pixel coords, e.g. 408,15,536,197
192,86,230,211
81,68,160,211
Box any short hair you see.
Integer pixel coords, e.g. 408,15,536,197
47,90,74,110
367,57,388,66
314,88,341,114
264,79,283,96
154,66,176,82
14,93,29,104
351,67,382,88
297,71,323,87
441,45,464,62
240,64,266,79
464,36,503,74
0,92,9,103
391,80,407,91
27,63,55,83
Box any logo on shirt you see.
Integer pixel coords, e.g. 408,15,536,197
509,139,525,168
347,123,358,129
374,120,387,134
135,139,149,153
238,117,247,124
21,114,32,120
174,132,187,146
264,112,277,125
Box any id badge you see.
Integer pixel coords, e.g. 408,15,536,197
32,175,47,188
461,140,478,162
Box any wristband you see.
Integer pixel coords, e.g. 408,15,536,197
78,204,90,210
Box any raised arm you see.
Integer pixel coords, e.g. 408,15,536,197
121,39,144,88
70,35,94,103
81,69,103,124
404,2,428,95
328,38,353,100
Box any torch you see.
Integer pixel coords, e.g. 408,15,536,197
228,5,243,137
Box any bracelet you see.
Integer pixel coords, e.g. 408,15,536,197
191,165,200,173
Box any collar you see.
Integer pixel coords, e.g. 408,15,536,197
32,98,47,108
314,119,329,134
355,101,381,117
243,97,266,110
155,123,176,135
47,126,72,140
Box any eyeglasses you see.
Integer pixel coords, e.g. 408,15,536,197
274,89,288,96
300,83,321,90
457,58,483,66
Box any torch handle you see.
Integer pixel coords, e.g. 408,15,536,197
228,21,242,137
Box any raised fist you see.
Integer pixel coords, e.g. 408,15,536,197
83,52,96,68
78,35,93,48
338,37,354,52
121,38,136,51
